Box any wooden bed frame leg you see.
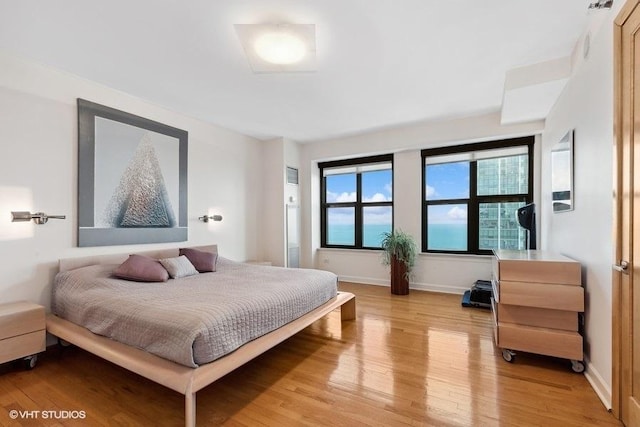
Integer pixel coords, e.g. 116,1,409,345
185,391,196,427
341,295,356,321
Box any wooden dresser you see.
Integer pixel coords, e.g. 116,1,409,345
491,249,584,371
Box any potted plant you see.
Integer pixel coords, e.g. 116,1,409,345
381,230,418,295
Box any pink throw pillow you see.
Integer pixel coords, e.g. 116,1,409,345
179,248,217,273
113,254,169,282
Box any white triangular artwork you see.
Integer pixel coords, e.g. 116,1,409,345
101,133,176,227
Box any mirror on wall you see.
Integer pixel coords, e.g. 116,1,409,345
551,130,574,213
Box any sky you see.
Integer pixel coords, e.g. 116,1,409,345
425,161,469,200
326,170,392,225
425,162,470,224
325,165,474,226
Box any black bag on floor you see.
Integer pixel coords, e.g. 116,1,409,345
461,280,492,308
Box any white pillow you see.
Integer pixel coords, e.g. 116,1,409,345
159,255,199,279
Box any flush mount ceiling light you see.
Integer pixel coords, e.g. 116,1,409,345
235,23,316,73
254,32,306,64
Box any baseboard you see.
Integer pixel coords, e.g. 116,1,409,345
584,356,612,411
337,275,466,295
338,276,388,287
410,282,466,295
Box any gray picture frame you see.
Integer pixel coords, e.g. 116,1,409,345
77,99,188,247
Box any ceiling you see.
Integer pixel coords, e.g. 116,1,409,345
0,1,596,143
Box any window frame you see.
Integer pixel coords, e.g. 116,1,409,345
421,136,534,255
319,154,394,249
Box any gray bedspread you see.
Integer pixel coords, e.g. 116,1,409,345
51,258,337,367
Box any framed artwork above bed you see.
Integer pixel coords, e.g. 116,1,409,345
77,99,188,247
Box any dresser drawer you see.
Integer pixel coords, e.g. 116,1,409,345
497,323,582,361
491,278,499,303
491,298,499,346
491,297,498,326
497,303,578,331
492,256,499,286
496,280,584,312
497,261,581,285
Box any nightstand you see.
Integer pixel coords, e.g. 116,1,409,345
0,301,45,369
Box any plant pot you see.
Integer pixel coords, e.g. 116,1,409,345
390,256,409,295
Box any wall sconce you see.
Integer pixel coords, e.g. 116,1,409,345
588,0,613,9
198,214,223,223
11,211,66,225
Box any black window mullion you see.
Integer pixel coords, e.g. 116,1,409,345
422,160,427,252
361,201,393,207
527,141,534,202
477,194,529,204
355,172,363,247
469,161,478,253
320,174,327,247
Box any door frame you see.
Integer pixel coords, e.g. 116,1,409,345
613,0,640,421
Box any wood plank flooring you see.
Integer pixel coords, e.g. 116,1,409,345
0,282,621,426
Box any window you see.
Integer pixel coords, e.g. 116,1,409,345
320,154,393,249
422,137,534,255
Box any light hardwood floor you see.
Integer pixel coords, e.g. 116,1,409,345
0,282,621,426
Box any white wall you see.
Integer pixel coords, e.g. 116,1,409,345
0,51,263,310
299,112,544,293
284,139,301,268
260,138,286,266
260,138,302,267
540,4,621,409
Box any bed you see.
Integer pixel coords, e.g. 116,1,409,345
46,245,356,426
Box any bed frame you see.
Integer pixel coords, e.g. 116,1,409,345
46,245,356,427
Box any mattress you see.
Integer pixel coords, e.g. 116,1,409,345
51,257,338,367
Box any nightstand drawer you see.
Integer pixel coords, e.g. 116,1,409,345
0,330,45,364
0,301,46,365
0,301,45,340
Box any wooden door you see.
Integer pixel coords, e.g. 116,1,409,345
614,1,640,425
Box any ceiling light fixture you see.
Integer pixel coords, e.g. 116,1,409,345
254,32,306,65
235,23,316,73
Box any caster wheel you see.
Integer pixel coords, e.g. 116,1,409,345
58,338,72,347
23,355,37,370
571,360,585,373
502,349,515,363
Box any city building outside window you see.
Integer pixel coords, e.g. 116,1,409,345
319,154,393,249
422,137,534,255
